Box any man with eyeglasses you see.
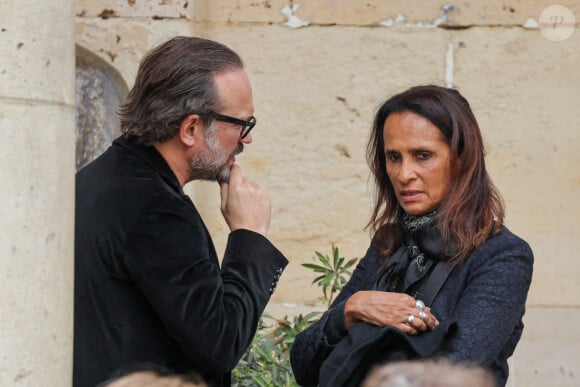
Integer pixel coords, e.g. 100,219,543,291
74,36,288,387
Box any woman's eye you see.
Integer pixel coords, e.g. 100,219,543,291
417,152,431,160
386,153,400,162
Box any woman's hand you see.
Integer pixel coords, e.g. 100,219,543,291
344,291,439,334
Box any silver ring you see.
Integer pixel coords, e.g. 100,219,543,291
415,299,425,311
418,310,427,320
405,314,415,325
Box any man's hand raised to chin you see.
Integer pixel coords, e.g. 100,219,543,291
219,164,271,237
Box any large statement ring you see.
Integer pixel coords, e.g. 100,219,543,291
406,314,415,325
415,299,425,311
418,310,427,320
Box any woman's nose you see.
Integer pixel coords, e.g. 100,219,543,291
397,160,417,182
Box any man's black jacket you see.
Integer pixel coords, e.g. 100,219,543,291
74,136,287,387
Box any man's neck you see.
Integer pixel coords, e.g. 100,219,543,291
153,140,190,187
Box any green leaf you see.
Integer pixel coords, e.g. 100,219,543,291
344,257,358,269
252,375,268,387
312,274,326,284
315,251,330,266
301,263,328,272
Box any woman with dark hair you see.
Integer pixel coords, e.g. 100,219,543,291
290,85,533,387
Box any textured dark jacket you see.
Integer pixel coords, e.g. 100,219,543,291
74,136,288,387
290,227,533,387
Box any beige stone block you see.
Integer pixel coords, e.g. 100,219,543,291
193,25,449,304
444,1,579,27
0,1,75,104
194,0,448,25
75,18,195,88
0,101,75,386
76,0,192,19
508,306,580,386
454,28,580,306
194,0,579,27
194,0,287,24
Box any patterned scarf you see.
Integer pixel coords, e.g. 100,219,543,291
374,211,446,299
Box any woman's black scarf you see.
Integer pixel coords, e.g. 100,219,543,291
374,211,448,298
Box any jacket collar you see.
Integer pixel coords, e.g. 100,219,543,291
113,135,184,195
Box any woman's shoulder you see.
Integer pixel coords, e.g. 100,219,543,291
484,225,532,254
467,225,534,269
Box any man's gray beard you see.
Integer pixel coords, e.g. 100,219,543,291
216,143,243,182
190,125,243,182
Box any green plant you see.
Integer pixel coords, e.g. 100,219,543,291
302,245,358,307
232,313,319,387
232,246,357,387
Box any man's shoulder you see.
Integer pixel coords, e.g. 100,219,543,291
76,143,192,221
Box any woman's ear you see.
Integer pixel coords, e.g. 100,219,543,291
178,114,202,147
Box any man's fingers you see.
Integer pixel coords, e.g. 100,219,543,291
219,180,229,208
220,165,241,209
228,164,243,187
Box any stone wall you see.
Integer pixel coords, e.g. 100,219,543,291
0,0,75,385
73,1,578,386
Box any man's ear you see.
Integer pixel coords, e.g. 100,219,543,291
178,114,203,147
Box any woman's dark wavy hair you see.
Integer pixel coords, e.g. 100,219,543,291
366,85,504,264
118,36,243,145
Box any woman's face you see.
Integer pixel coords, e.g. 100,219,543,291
383,111,452,216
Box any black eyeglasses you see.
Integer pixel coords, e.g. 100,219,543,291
205,112,256,139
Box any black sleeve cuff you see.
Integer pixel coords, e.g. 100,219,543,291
226,229,288,267
323,301,348,345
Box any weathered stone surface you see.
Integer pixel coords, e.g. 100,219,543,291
1,1,75,385
0,101,75,386
509,306,580,386
0,1,75,104
75,18,194,88
194,0,579,27
76,18,194,88
454,27,580,306
76,0,192,19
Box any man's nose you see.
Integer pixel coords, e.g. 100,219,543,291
240,132,253,144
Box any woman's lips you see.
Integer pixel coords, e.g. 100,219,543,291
400,190,423,202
